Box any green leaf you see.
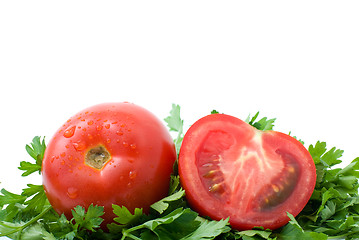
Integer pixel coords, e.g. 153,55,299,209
280,213,328,240
121,208,229,240
320,201,336,222
321,147,343,167
18,161,42,176
182,217,230,240
164,104,183,133
245,112,260,125
0,189,26,207
336,157,359,177
315,188,337,220
235,228,273,240
22,184,48,214
168,175,181,195
309,141,327,165
25,136,46,163
0,205,53,238
113,205,143,225
164,104,184,153
19,136,46,176
108,205,143,233
71,204,104,232
246,112,276,131
122,208,193,239
151,189,185,214
17,223,55,240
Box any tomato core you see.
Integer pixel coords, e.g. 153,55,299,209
85,145,111,169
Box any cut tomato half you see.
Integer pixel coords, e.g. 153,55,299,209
178,114,316,230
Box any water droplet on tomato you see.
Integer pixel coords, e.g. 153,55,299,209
88,120,94,125
51,156,55,163
105,124,110,129
116,131,123,136
123,142,129,147
73,141,87,151
107,138,111,143
129,170,137,180
63,126,76,138
60,152,66,157
130,144,136,150
96,125,103,131
67,187,78,199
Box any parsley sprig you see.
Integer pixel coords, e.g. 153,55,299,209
1,106,359,239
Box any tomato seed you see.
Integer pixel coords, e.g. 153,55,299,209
202,163,214,168
209,183,225,194
203,170,217,178
272,184,280,193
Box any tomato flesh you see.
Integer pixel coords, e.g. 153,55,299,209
178,114,316,230
42,103,176,227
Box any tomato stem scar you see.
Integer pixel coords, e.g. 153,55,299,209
85,145,111,169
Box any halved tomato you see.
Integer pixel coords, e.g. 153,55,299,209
178,114,316,230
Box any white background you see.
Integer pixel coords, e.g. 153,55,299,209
0,0,358,225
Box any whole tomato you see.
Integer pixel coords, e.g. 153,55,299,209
42,102,176,227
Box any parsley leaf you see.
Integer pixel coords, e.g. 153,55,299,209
245,112,276,131
121,208,229,240
107,205,144,233
296,142,359,239
71,204,104,232
151,189,185,214
19,136,46,176
164,104,184,153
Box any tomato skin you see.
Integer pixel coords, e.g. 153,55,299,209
42,103,176,226
178,114,316,230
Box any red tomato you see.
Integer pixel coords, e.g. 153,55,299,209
178,114,316,230
42,103,176,226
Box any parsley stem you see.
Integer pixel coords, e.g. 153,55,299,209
0,205,53,238
121,231,142,240
328,230,359,239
